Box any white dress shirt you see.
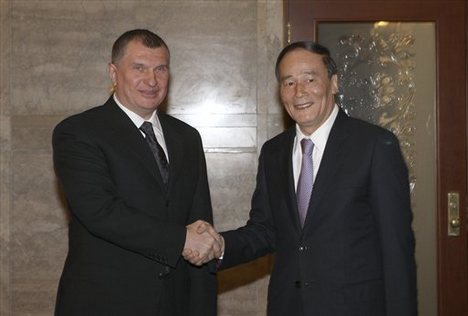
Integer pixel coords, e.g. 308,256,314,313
292,104,339,191
113,94,169,161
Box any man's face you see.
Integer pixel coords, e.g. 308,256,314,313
278,49,338,135
108,40,170,119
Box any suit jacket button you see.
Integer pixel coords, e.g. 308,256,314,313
299,246,304,251
158,266,171,279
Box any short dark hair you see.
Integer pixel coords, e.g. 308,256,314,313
111,29,169,64
275,41,337,81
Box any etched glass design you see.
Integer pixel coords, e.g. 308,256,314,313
318,22,437,316
321,23,416,190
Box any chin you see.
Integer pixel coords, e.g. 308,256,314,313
140,100,159,109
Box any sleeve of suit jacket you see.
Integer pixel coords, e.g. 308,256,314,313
221,147,277,268
370,131,417,315
185,130,217,316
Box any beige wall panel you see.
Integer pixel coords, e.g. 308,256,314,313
0,1,284,315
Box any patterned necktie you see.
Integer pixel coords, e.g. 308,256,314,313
297,138,314,227
140,121,169,185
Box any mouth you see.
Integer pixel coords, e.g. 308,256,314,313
140,90,159,98
294,102,313,109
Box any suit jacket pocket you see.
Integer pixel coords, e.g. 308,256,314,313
343,278,385,303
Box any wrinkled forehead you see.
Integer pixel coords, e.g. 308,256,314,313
115,39,170,64
279,49,327,74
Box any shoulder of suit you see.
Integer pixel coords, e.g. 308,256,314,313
340,113,398,144
53,99,115,138
261,127,295,153
158,112,201,137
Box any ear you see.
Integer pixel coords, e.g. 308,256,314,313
108,63,117,86
331,74,338,94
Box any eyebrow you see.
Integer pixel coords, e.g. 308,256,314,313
301,70,317,76
280,74,293,82
131,62,169,69
280,70,317,82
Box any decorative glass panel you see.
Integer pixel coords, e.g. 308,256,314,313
319,22,436,316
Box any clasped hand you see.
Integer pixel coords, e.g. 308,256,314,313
183,220,224,266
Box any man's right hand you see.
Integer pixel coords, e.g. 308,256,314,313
183,220,224,266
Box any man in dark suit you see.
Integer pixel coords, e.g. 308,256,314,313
188,41,417,315
53,29,221,316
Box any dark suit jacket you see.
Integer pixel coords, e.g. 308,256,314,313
53,97,216,316
222,109,417,316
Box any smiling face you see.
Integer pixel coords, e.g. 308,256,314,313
278,48,338,136
108,39,170,119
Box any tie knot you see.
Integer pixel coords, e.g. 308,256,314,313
140,121,154,137
301,138,314,156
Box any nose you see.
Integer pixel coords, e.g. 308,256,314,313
145,71,158,87
295,82,306,98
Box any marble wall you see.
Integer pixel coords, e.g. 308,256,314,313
0,0,284,315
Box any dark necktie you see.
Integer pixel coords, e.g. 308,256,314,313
297,138,314,227
140,121,169,185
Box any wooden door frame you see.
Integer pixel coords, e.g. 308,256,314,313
284,1,468,315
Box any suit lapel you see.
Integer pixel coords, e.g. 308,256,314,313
158,113,183,196
272,127,303,234
104,98,167,188
303,110,349,230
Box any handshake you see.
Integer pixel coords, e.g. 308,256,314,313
183,220,224,266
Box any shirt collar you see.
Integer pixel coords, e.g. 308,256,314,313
295,104,339,153
113,94,162,133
